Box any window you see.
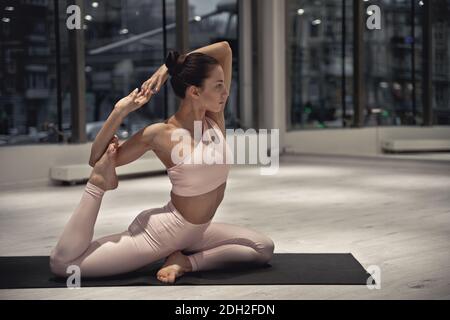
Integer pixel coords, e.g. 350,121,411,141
287,0,353,129
363,0,422,126
82,0,178,141
431,0,450,125
0,1,58,142
188,0,239,128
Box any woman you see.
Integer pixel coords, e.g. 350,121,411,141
49,41,275,284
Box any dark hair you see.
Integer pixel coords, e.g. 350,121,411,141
165,51,220,99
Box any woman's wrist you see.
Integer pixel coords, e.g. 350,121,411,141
160,64,168,74
113,104,130,118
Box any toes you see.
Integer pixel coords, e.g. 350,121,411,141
157,266,181,284
157,269,166,276
158,275,169,284
157,270,168,282
107,143,117,155
157,270,175,284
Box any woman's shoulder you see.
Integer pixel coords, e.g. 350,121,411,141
162,117,184,133
147,118,190,150
140,120,173,150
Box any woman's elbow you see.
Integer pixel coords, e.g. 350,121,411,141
88,155,98,167
222,41,232,54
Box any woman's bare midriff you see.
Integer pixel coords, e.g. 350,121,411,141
170,182,226,224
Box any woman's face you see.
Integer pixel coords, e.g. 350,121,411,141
197,65,229,113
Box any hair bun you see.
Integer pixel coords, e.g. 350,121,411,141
165,51,181,76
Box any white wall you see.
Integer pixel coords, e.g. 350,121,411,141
2,126,449,189
284,126,450,156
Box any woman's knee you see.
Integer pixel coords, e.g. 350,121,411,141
260,236,275,263
49,247,84,278
49,248,71,277
250,234,274,265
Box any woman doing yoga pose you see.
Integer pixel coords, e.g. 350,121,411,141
49,41,275,284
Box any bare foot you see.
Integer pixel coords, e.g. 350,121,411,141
156,251,192,284
88,143,119,191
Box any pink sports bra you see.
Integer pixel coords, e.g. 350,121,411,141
167,116,232,197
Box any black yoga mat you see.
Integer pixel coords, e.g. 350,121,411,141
0,253,375,289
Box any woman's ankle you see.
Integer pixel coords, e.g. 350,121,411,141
86,177,106,195
88,176,105,189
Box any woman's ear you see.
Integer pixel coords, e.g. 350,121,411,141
186,86,201,100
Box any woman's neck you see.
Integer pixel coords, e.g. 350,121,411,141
174,100,206,134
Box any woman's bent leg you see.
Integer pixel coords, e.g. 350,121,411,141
182,223,275,272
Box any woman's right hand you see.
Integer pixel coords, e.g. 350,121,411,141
141,64,169,96
114,88,153,115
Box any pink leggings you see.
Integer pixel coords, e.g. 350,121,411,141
49,182,275,278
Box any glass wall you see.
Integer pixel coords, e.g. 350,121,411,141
0,0,176,145
287,0,353,130
413,0,424,126
0,0,70,145
363,0,420,126
83,0,176,141
188,0,239,128
0,0,239,146
287,0,448,130
431,0,450,125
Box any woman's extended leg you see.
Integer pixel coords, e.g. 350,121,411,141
49,143,168,278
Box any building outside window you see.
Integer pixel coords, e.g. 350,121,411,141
287,0,354,130
0,0,238,146
188,0,239,128
0,0,447,147
0,1,60,145
83,0,176,141
363,0,420,127
287,0,448,130
431,0,450,125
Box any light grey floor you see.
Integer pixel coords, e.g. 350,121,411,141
1,154,449,300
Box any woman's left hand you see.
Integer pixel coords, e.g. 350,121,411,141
141,64,169,97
